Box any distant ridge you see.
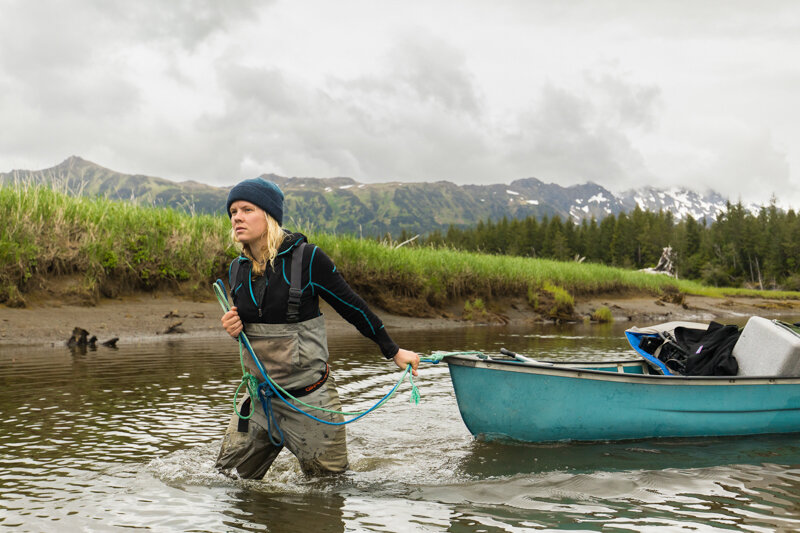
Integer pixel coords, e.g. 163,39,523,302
1,156,225,215
1,156,746,236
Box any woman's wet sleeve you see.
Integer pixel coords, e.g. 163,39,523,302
309,247,400,359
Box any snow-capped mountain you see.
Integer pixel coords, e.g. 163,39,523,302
2,157,757,237
616,186,734,221
500,178,743,223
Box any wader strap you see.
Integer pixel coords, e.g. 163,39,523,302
237,398,251,432
286,243,307,323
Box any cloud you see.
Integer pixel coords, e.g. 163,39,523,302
4,1,661,186
381,31,483,116
199,29,666,189
693,130,793,205
0,0,799,207
495,75,660,188
0,0,264,176
200,31,491,182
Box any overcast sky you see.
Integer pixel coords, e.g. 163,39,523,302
1,1,799,206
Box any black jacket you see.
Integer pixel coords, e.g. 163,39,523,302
229,231,399,359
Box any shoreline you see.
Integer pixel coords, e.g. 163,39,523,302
2,292,800,349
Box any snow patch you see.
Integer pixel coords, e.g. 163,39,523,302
588,193,608,204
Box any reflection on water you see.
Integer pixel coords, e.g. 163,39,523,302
2,322,800,532
458,433,800,476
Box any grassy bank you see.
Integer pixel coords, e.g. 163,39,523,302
2,185,798,315
0,184,231,305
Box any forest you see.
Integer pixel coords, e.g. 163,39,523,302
418,202,800,291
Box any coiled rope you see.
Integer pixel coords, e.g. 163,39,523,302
213,279,425,444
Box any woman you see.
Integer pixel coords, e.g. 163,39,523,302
215,177,420,479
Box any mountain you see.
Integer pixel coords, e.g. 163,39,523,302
616,186,731,221
0,156,224,214
1,156,744,236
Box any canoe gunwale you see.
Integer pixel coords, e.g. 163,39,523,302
444,354,800,386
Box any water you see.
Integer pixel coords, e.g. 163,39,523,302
2,322,800,532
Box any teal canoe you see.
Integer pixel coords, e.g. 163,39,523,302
445,351,800,443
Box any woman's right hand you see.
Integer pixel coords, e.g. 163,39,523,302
221,306,243,338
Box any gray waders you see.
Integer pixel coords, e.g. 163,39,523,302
215,244,348,479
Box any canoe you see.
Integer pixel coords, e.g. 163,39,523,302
445,349,800,443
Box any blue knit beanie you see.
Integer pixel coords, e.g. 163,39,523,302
226,178,284,225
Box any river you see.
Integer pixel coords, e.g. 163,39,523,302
2,322,800,532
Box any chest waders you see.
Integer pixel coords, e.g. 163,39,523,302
215,243,349,478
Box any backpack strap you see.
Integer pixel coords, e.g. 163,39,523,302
286,243,307,323
228,257,245,298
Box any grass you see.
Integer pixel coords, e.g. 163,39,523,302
310,233,685,301
543,282,575,319
591,306,614,323
673,279,800,299
463,298,487,320
0,184,232,305
3,184,800,311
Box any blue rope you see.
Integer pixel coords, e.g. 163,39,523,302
214,279,420,441
257,382,285,447
256,360,413,426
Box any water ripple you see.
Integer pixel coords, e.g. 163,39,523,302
2,327,800,532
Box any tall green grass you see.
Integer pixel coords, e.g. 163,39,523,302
0,184,232,305
310,233,683,302
3,185,799,309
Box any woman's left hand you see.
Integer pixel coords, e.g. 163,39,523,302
393,348,420,376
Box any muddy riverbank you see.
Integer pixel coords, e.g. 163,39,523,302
2,291,799,348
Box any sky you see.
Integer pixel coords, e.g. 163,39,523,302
1,0,799,207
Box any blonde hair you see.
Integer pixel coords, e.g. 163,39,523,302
232,212,286,277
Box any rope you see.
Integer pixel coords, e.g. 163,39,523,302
213,279,422,439
422,350,485,364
